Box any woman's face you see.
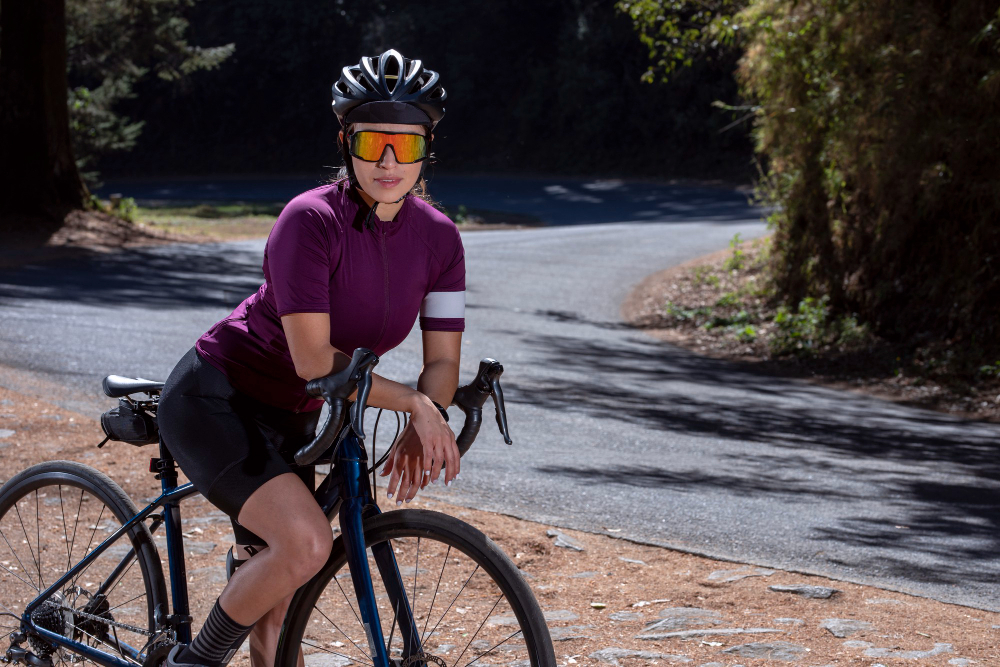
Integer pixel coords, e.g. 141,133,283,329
344,122,429,204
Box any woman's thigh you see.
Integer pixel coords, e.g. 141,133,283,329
157,346,318,523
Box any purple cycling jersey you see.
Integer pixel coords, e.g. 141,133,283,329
196,181,465,412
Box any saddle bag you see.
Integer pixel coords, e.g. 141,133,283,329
100,399,159,445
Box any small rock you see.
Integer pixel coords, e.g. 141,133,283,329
948,659,971,666
589,648,692,666
698,663,726,667
0,399,12,405
548,625,593,641
768,584,840,599
843,640,873,649
722,641,809,661
618,557,647,566
821,618,873,638
609,611,643,622
0,429,15,439
591,602,607,609
773,618,805,626
646,607,721,632
546,529,584,551
638,628,784,641
40,414,62,420
705,567,774,583
0,413,17,419
571,571,598,578
864,643,953,659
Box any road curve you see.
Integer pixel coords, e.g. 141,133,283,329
1,177,998,611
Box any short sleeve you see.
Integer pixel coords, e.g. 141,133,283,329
419,228,465,332
265,203,334,317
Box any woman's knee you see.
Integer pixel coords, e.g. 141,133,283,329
270,524,332,584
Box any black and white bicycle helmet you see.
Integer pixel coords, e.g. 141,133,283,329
332,49,446,128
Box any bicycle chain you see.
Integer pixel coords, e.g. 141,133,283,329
50,603,155,638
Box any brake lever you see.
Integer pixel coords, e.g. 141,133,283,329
489,375,512,445
350,360,376,440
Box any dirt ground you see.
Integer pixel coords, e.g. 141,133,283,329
1,384,998,666
622,243,1000,424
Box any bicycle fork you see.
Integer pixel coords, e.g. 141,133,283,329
336,434,423,665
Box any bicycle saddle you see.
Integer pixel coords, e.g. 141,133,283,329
102,375,165,398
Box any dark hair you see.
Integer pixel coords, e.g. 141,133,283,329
329,123,438,207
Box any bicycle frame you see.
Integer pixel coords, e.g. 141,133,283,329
19,429,422,667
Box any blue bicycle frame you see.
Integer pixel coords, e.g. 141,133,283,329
19,430,421,667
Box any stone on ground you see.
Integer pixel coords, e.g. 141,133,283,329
821,618,874,638
722,641,809,661
546,528,584,551
768,583,840,599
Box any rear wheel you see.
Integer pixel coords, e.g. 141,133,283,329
0,461,167,667
278,509,555,667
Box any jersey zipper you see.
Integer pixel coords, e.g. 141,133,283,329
373,225,390,349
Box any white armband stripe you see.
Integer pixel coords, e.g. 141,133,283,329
420,291,466,318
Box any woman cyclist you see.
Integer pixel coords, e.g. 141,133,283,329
157,49,464,667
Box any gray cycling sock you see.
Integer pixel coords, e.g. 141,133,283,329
179,600,253,667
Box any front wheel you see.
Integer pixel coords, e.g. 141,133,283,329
277,509,555,667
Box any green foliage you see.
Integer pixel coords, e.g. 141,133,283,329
664,302,712,322
722,232,746,271
66,0,235,187
615,0,749,82
735,0,1000,354
979,362,1000,378
769,295,868,356
112,197,138,223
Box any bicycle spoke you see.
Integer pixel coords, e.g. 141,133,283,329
36,490,44,590
311,604,371,661
1,560,40,592
13,503,42,591
102,556,138,599
453,594,503,667
73,623,142,667
67,489,85,569
461,627,527,667
70,506,106,591
0,526,35,590
300,639,373,667
425,564,480,645
421,544,450,641
106,590,145,615
59,486,71,571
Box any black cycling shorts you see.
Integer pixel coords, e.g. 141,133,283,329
157,346,321,546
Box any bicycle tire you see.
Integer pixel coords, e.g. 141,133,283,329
277,508,555,667
0,461,168,667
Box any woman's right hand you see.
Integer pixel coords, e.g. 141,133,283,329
380,396,459,505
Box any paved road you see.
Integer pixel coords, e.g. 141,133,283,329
2,177,999,612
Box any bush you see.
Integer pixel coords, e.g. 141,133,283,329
737,1,1000,356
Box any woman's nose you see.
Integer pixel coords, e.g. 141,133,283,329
377,145,398,167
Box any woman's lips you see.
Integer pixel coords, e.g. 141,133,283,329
375,178,401,188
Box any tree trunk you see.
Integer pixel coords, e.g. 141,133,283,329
0,0,89,233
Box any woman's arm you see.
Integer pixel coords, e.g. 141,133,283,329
282,313,461,499
281,312,430,413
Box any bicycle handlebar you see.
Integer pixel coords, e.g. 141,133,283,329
293,349,511,466
294,348,379,465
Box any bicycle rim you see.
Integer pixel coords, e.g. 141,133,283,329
279,509,555,667
0,462,166,667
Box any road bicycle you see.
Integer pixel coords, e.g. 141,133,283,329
0,348,556,667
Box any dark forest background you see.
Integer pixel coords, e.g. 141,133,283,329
93,0,752,181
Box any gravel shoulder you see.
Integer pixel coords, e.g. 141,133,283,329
1,384,996,665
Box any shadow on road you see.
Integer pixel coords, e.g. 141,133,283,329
0,242,263,310
505,308,1000,585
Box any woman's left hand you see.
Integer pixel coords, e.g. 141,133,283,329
380,398,459,504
